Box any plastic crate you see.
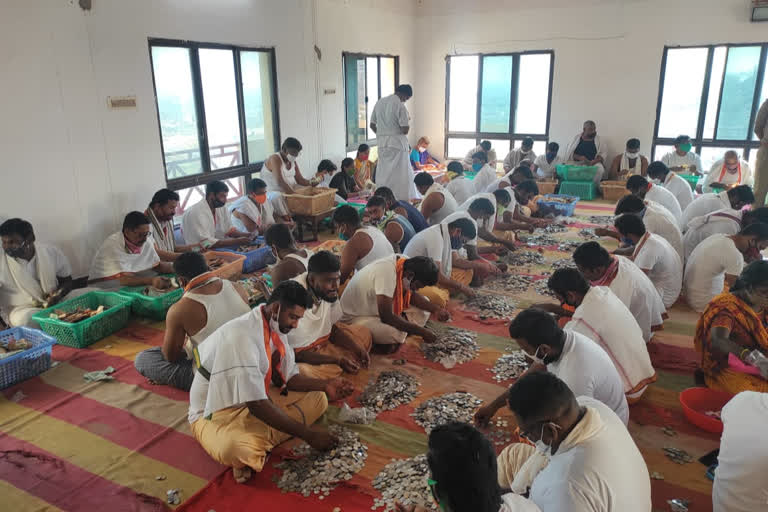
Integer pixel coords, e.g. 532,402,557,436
558,181,596,200
678,173,699,191
600,181,630,202
556,164,599,182
117,284,184,321
31,291,133,349
0,327,57,389
219,245,275,274
206,251,247,281
536,194,581,217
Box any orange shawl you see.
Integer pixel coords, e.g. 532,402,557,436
393,257,412,316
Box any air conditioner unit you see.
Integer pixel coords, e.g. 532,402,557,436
753,0,768,21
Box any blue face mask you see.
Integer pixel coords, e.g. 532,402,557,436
472,163,483,172
546,152,557,160
450,236,463,250
620,237,634,247
339,232,349,241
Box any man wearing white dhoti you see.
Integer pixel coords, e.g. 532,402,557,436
564,120,607,185
625,175,683,228
702,151,753,193
647,161,694,211
370,84,415,201
181,180,254,248
680,185,754,230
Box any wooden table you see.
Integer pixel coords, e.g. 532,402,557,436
293,208,335,242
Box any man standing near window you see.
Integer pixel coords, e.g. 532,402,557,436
753,98,768,207
370,84,415,201
660,135,703,176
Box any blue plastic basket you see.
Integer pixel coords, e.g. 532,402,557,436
0,326,57,389
536,194,581,217
219,241,276,274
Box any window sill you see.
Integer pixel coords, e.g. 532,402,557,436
166,162,264,191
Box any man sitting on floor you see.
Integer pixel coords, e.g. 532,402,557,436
462,140,497,170
340,254,448,351
228,178,289,236
404,217,477,308
146,189,203,262
333,205,394,284
496,373,651,510
608,138,648,179
647,161,694,211
181,180,255,248
564,120,607,185
661,134,703,175
374,186,429,233
0,219,80,327
684,207,768,261
625,175,683,228
451,196,519,253
265,223,313,286
470,151,498,194
475,307,629,427
444,161,475,205
503,137,537,174
573,241,666,343
287,251,373,379
703,150,753,193
89,212,175,290
415,172,460,226
533,142,563,181
364,195,415,253
614,214,682,309
134,252,251,391
189,281,354,484
680,184,754,230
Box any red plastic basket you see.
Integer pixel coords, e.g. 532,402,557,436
679,387,734,433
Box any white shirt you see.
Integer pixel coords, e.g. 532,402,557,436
533,154,563,180
683,208,743,261
472,164,498,194
608,255,667,343
645,184,683,228
684,233,744,312
228,195,275,234
181,199,234,245
632,233,683,309
503,148,537,172
661,150,704,174
340,255,399,318
354,226,394,270
681,191,732,230
463,145,498,169
662,172,695,211
459,192,498,235
0,244,71,312
643,201,684,261
713,391,768,512
89,231,161,282
287,273,343,350
445,176,475,205
550,330,629,424
703,159,753,193
370,94,409,136
403,224,445,262
422,184,460,226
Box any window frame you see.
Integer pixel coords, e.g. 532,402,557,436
652,43,768,162
342,52,400,153
443,50,555,158
148,38,281,191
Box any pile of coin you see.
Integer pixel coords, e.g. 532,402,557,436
578,228,600,240
490,351,530,382
577,215,611,225
663,447,694,465
421,327,479,368
503,250,546,267
411,392,484,434
487,426,514,447
359,370,421,412
556,239,583,252
274,425,368,497
484,273,534,294
463,293,516,318
549,257,576,270
532,278,556,298
519,234,560,247
537,223,568,234
371,455,436,511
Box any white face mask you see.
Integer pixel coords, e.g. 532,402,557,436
650,178,662,185
524,346,547,366
402,276,412,291
418,147,427,153
286,153,297,163
269,304,281,334
534,439,551,457
625,151,639,159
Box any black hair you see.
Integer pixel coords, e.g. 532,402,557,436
374,186,396,205
264,223,295,249
625,175,649,193
0,218,34,239
246,178,267,194
508,308,564,350
317,159,337,173
447,217,477,239
267,280,312,309
472,151,488,163
573,241,612,269
332,205,361,227
122,211,150,231
584,120,596,128
366,195,387,209
674,135,691,145
547,268,590,297
480,140,492,151
173,251,209,279
492,188,511,205
446,161,464,175
744,207,768,226
358,143,370,153
341,157,354,169
150,188,180,208
728,185,755,205
614,213,646,237
396,84,413,97
512,166,534,180
403,256,439,286
507,372,575,423
206,180,229,196
468,198,495,216
614,194,646,215
626,138,641,150
282,137,302,151
307,250,341,274
521,137,534,148
731,260,768,292
516,180,539,196
646,161,669,179
427,422,502,512
414,172,435,188
739,222,768,240
546,142,560,152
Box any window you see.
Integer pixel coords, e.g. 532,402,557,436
444,51,554,160
149,39,280,190
343,53,399,151
653,44,768,170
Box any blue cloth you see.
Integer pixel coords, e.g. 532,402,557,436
396,200,428,233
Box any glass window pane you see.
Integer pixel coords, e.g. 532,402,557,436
657,48,708,138
700,146,742,174
532,140,547,158
151,46,202,179
366,57,379,140
486,139,511,155
716,46,762,140
241,51,276,164
748,147,758,171
653,145,676,162
754,52,768,141
447,138,478,159
381,57,396,97
516,54,552,134
448,56,479,132
479,56,513,133
702,47,727,139
199,48,242,169
345,56,366,148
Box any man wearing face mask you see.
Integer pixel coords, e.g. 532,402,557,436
661,134,704,176
228,179,284,238
340,255,448,350
264,224,313,286
353,144,376,190
134,252,251,391
684,223,768,312
328,158,360,200
533,142,563,180
181,181,255,248
462,140,498,171
415,172,460,226
333,205,394,284
475,308,628,430
702,150,753,193
403,218,477,308
364,195,415,253
287,251,372,379
608,138,648,179
146,189,205,262
370,84,416,201
0,219,79,327
625,175,683,228
90,212,175,290
564,121,607,184
189,281,355,484
263,137,311,195
681,184,755,230
444,161,475,205
646,161,694,211
470,152,497,194
683,207,768,262
496,372,651,511
502,137,537,173
374,186,429,234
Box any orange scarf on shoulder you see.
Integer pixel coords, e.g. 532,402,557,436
393,257,412,315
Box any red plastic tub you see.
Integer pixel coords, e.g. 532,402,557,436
679,387,734,433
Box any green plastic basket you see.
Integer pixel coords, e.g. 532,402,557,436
117,285,183,321
31,291,134,348
558,181,596,200
678,173,699,191
556,164,599,182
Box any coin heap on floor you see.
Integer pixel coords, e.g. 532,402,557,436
532,278,556,298
411,392,484,434
502,250,546,267
490,351,530,383
538,223,568,234
578,215,611,225
273,425,368,497
519,234,560,247
548,257,576,270
371,455,437,511
578,228,600,240
484,273,534,294
421,326,479,368
463,292,516,318
359,370,421,412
